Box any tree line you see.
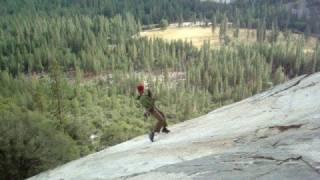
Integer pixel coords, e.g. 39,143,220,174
1,0,319,34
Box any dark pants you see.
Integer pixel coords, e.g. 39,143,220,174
149,107,167,133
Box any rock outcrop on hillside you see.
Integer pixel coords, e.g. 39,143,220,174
30,73,320,180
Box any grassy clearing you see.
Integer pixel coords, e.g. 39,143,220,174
140,26,220,48
140,26,223,48
140,25,318,49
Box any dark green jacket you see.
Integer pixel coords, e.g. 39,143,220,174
137,89,155,110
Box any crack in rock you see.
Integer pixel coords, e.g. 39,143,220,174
122,172,145,180
177,156,185,161
250,155,303,179
269,124,303,132
252,74,312,103
293,82,317,92
251,155,302,165
272,140,281,147
255,124,303,139
301,158,320,175
233,123,305,147
310,126,320,130
249,155,320,179
269,74,311,97
278,156,303,165
254,167,279,179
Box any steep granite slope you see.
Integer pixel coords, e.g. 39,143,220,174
30,73,320,180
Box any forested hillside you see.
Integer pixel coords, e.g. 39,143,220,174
0,0,319,179
1,0,319,33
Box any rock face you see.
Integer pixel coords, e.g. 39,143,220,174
30,73,320,180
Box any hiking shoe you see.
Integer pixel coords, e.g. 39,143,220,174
149,132,155,142
162,127,170,134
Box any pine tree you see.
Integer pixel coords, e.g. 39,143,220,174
49,59,65,128
192,13,197,25
34,85,46,112
304,25,311,40
211,15,217,33
273,66,286,84
270,20,279,43
219,14,228,41
256,19,266,42
160,19,169,30
233,18,240,38
178,13,183,27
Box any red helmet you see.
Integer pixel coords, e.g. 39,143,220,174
137,83,144,94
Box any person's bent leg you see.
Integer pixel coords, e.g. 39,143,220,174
151,108,165,133
154,107,170,133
